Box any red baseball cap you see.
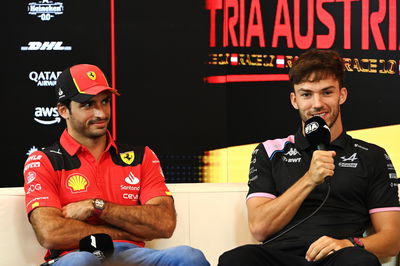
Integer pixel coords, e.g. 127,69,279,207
55,64,119,103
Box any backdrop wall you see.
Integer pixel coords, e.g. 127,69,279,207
5,0,399,187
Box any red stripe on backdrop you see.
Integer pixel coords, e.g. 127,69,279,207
110,0,117,140
204,74,289,83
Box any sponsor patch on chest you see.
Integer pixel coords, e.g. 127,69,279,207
338,153,358,168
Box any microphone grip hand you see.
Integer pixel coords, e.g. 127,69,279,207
324,176,331,184
308,150,336,185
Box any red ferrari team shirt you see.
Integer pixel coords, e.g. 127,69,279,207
24,129,172,236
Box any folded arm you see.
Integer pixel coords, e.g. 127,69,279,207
29,206,136,250
98,196,176,241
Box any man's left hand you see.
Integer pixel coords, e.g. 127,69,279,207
306,236,353,261
62,199,94,221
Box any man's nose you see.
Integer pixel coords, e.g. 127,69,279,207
93,107,106,118
312,94,323,109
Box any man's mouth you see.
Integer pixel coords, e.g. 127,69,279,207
312,112,326,118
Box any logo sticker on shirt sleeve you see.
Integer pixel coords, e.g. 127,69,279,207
120,151,135,165
26,171,37,184
66,174,89,193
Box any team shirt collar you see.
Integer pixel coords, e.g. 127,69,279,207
60,129,118,156
295,128,348,151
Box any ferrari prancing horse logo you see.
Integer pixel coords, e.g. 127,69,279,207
87,71,97,80
120,151,135,165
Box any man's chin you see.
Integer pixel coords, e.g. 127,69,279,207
88,129,108,139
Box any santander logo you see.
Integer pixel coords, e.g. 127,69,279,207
125,172,140,185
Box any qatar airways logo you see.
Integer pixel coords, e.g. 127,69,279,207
29,71,62,87
28,0,64,21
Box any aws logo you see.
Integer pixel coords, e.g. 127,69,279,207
66,174,89,193
34,106,61,125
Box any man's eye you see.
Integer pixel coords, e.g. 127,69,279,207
102,98,111,104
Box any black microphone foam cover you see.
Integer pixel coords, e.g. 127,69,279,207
79,233,114,260
304,116,331,150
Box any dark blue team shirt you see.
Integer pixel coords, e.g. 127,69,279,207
247,129,400,252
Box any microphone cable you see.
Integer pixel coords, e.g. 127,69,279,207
262,180,331,245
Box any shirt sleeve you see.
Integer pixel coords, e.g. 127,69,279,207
367,148,400,213
23,151,62,216
139,146,172,204
247,143,277,200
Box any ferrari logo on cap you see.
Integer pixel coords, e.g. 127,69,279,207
87,71,97,80
120,151,135,165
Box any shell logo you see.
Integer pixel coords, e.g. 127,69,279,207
66,174,89,193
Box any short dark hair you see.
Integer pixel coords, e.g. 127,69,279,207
289,49,344,88
58,99,72,111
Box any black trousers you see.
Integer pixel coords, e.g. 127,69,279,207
218,244,381,266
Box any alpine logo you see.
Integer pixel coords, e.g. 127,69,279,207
28,0,64,21
125,172,140,185
34,107,61,125
338,153,358,168
21,41,72,51
29,71,62,87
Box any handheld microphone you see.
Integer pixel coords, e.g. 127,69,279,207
40,234,114,265
304,116,332,184
79,233,114,261
304,116,330,151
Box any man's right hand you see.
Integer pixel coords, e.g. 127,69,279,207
306,150,336,185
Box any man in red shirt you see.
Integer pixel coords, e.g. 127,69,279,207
24,64,209,266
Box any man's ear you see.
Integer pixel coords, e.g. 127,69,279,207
57,103,69,120
339,87,348,105
290,91,299,110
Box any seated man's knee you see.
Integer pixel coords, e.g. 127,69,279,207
54,251,102,266
164,245,209,266
334,247,380,266
218,245,255,266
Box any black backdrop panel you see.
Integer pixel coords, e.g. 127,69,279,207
114,1,227,182
5,1,110,187
4,0,400,187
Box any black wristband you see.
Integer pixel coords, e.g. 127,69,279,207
348,237,365,248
